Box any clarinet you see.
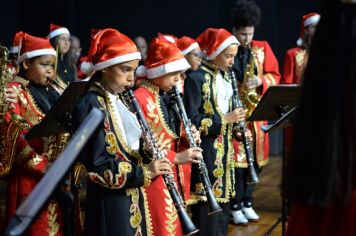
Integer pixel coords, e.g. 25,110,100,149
170,86,222,215
123,88,199,236
230,70,260,184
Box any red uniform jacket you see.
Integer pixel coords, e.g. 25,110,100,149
282,47,308,84
3,77,63,236
135,80,191,236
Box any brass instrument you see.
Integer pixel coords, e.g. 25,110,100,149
0,45,17,176
240,44,260,117
0,45,10,126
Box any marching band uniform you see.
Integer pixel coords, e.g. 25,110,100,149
134,36,191,236
229,0,282,223
184,28,240,235
3,33,64,236
281,13,320,159
72,28,152,236
282,13,320,85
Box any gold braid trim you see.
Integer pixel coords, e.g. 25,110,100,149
141,187,153,236
47,201,60,236
126,188,143,236
88,162,132,189
199,118,213,136
140,80,179,139
163,189,178,236
142,164,151,187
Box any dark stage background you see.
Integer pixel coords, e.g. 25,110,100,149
0,0,321,154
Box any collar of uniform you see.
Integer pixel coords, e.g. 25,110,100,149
140,79,160,95
13,76,29,87
88,81,107,98
201,61,230,81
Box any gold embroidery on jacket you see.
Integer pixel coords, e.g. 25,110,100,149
164,189,178,235
141,81,179,141
199,118,213,136
47,201,59,236
295,49,307,80
141,187,153,236
212,136,224,198
88,162,132,189
126,188,143,236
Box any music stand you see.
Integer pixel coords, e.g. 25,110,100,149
26,81,88,139
4,108,103,236
248,84,301,236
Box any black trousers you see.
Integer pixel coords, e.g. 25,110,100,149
191,202,230,236
230,168,255,211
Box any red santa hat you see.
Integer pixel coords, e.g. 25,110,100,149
197,28,239,60
83,28,141,73
48,23,71,39
157,33,178,45
136,37,190,79
17,33,56,64
296,13,321,46
177,36,200,55
10,31,24,54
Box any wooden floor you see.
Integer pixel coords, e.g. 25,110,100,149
0,156,284,235
228,155,283,236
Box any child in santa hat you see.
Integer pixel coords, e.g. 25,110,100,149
183,27,247,235
134,36,203,236
48,23,76,94
282,12,320,85
72,28,172,236
4,33,66,236
177,36,203,92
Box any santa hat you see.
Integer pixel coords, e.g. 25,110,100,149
48,23,71,39
17,33,56,64
83,28,141,74
177,36,200,55
296,13,321,46
10,31,24,54
197,28,239,60
157,33,178,45
136,37,190,79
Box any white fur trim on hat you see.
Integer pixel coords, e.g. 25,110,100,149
17,48,57,64
147,58,191,79
207,36,240,60
94,52,141,71
296,38,303,47
181,42,200,55
304,15,321,27
10,46,20,54
163,35,176,43
48,27,71,39
135,65,147,77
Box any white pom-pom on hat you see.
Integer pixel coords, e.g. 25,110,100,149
135,65,147,77
80,61,94,75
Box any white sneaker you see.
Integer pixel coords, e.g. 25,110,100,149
242,207,259,222
230,210,248,225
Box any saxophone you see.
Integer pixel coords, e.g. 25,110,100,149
0,45,10,127
240,44,260,117
0,45,30,176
